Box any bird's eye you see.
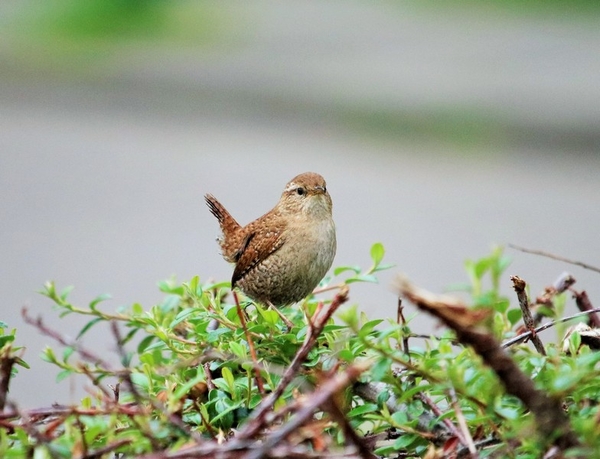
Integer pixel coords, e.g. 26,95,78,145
296,187,305,196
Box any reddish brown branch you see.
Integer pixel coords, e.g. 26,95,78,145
233,292,265,396
573,291,600,328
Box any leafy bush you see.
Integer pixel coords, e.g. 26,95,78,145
1,244,600,458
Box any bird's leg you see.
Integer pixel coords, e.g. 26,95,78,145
266,301,294,330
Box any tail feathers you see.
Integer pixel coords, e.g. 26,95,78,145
204,194,242,259
205,194,229,224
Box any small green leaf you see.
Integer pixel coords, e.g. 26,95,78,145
393,433,418,449
346,274,378,284
41,347,58,364
77,317,103,339
56,369,73,383
15,357,30,369
569,331,582,355
348,403,378,417
62,346,75,362
373,263,394,272
130,372,150,392
60,285,75,301
0,335,15,347
173,371,206,400
338,349,355,362
256,306,279,327
507,308,522,326
229,341,247,359
358,319,383,338
370,242,385,267
370,358,391,381
391,410,408,426
132,302,144,316
89,293,111,311
189,275,199,293
221,367,236,395
170,308,198,328
41,281,56,298
333,265,361,276
137,335,156,354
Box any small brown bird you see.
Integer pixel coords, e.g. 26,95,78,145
205,172,336,307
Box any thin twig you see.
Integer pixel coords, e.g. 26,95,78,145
511,276,546,355
573,291,600,328
397,298,411,360
502,308,600,348
0,345,16,411
448,386,477,457
323,395,378,459
415,392,458,442
509,244,600,274
233,292,265,396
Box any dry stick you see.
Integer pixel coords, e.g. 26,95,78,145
0,405,147,422
233,292,265,396
528,272,577,329
397,298,411,360
83,439,132,458
573,290,600,328
415,392,461,444
502,308,600,348
447,387,477,458
396,275,580,451
244,361,372,459
323,396,379,459
508,244,600,274
236,286,349,441
511,276,546,355
0,346,16,411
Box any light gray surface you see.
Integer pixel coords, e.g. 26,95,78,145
1,1,599,408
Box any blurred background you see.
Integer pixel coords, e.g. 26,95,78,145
1,0,599,408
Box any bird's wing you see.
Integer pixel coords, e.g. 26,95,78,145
231,225,286,289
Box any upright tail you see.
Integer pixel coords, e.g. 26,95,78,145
205,194,242,262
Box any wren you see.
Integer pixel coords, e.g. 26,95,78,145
205,172,336,307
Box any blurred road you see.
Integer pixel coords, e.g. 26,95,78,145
1,1,599,408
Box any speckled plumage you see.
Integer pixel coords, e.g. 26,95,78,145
205,172,336,306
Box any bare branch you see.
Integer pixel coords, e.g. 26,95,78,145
573,290,600,328
508,244,600,274
502,308,600,348
511,276,546,355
